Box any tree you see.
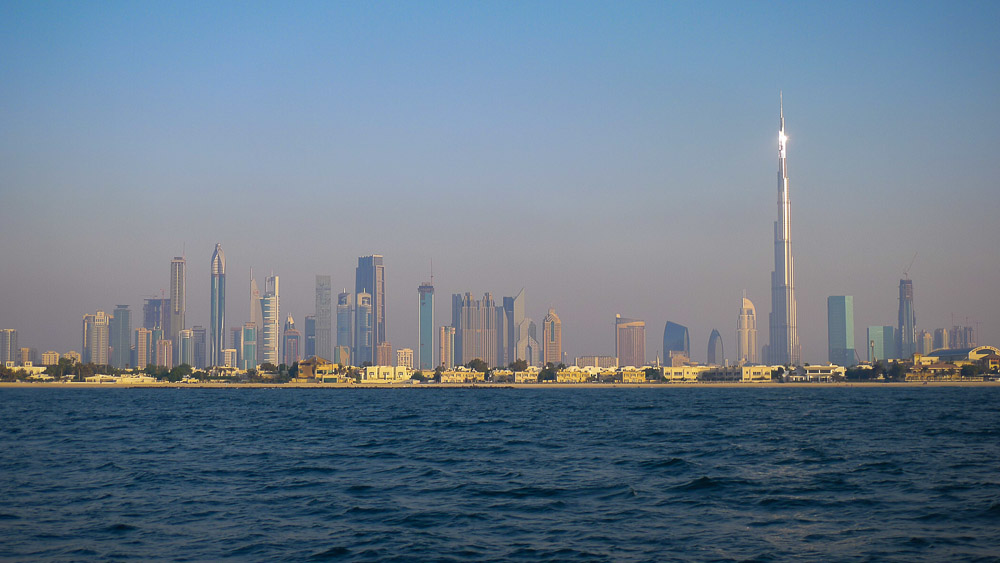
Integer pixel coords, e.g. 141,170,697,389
508,359,528,372
538,365,557,382
466,358,488,373
411,370,426,382
885,362,905,382
166,364,193,382
287,361,299,380
961,364,983,377
644,367,661,381
259,362,278,373
433,366,443,383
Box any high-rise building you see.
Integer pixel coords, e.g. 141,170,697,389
707,329,723,366
376,342,392,367
501,288,540,366
949,325,976,349
576,356,618,369
110,304,132,369
615,315,645,368
0,329,17,365
439,326,455,368
82,311,111,365
354,292,373,365
917,330,933,355
64,351,81,364
178,329,194,366
336,291,352,353
827,296,855,366
897,279,916,360
156,339,173,370
169,256,186,360
41,351,59,366
355,255,386,350
210,244,226,367
396,347,414,369
223,349,237,368
767,95,801,367
143,298,170,333
192,326,206,369
304,315,316,358
315,276,332,361
543,308,562,366
260,273,280,365
134,328,152,369
452,292,500,368
241,323,257,370
418,281,434,370
333,347,350,366
933,328,950,351
283,314,300,366
663,322,690,362
867,326,896,362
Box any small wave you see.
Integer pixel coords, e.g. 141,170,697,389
104,523,137,533
309,546,350,560
639,457,689,469
0,513,20,520
673,476,722,491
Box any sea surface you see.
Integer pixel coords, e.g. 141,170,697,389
2,387,1000,561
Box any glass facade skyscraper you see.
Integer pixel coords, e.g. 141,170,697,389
663,322,690,362
897,279,916,360
210,243,226,367
768,94,801,366
304,315,316,358
867,325,896,362
707,329,723,366
336,291,352,353
827,296,855,366
110,304,132,369
418,282,434,370
354,292,373,366
169,256,186,361
355,255,386,351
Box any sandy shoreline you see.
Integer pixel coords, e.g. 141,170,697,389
1,381,996,389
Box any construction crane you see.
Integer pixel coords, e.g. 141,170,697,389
903,252,917,279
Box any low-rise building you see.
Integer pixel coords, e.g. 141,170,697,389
555,368,590,383
701,365,775,383
363,365,411,383
621,368,646,383
661,365,709,382
440,367,485,383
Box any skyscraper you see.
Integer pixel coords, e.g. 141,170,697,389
210,243,226,367
355,292,373,365
249,270,263,360
240,322,257,370
662,322,690,363
933,328,949,351
896,279,916,360
827,296,855,366
452,292,500,367
439,326,455,368
418,281,434,370
615,315,645,368
169,256,186,360
355,255,386,350
304,315,316,358
143,297,170,333
178,329,194,366
110,304,132,369
134,327,152,369
707,329,723,366
315,275,333,361
867,325,896,362
768,94,801,367
82,311,110,365
0,329,18,365
260,273,280,365
283,314,300,366
156,339,173,370
192,325,206,369
336,291,352,353
543,308,562,366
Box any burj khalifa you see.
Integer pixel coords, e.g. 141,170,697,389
767,94,801,366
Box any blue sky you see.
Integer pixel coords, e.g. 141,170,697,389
2,1,998,363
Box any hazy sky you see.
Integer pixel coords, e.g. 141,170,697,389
2,1,998,364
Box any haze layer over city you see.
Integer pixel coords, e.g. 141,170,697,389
2,2,998,364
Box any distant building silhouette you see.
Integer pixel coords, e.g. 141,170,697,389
240,322,257,370
315,276,332,361
336,291,352,353
663,322,690,362
418,282,434,370
134,328,151,369
355,255,386,352
615,315,645,368
169,256,186,363
283,314,300,366
868,326,896,362
707,329,723,366
933,328,949,351
178,329,194,366
0,329,18,365
736,295,758,365
376,342,392,367
439,326,455,368
304,315,316,358
209,244,226,367
192,326,206,369
827,296,855,366
896,279,916,359
452,292,499,368
543,308,562,366
354,292,373,365
260,273,280,365
110,305,132,369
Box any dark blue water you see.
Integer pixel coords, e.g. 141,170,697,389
2,388,1000,561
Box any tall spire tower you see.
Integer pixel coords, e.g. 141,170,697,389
768,93,800,366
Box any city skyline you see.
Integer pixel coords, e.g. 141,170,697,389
2,3,998,363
